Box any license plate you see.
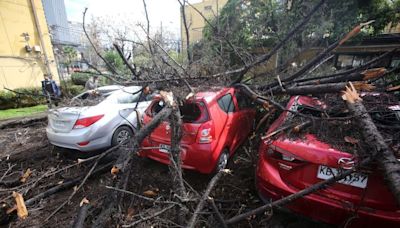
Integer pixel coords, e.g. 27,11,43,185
53,119,69,128
317,165,368,189
159,144,171,153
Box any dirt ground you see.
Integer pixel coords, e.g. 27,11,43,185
0,119,330,228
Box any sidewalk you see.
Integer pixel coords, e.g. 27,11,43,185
0,112,47,129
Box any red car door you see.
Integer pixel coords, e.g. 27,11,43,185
233,90,254,148
215,92,240,152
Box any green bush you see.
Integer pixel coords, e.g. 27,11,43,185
59,79,84,97
71,72,91,86
0,87,46,110
68,85,85,96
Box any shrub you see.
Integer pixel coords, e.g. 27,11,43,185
0,87,46,110
71,72,91,85
68,85,85,96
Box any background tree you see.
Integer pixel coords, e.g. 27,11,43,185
202,0,399,67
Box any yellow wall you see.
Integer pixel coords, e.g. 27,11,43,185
181,0,228,49
0,0,59,90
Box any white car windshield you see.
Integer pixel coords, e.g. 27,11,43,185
101,87,142,104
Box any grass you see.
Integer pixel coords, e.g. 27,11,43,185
0,105,48,120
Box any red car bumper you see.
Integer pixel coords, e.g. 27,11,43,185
256,157,400,227
140,137,218,174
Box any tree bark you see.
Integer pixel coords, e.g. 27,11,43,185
72,198,90,228
92,105,172,228
276,82,374,95
343,83,400,205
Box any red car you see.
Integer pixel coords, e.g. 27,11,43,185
140,87,256,174
256,95,400,227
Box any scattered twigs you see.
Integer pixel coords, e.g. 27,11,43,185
45,149,109,221
263,121,311,139
0,165,15,183
24,162,112,207
122,204,175,227
342,83,400,205
208,198,227,228
187,169,229,228
225,158,370,225
105,186,180,205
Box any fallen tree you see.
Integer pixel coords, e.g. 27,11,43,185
342,83,400,205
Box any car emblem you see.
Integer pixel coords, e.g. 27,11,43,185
338,157,355,170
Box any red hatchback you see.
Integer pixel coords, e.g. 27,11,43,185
256,95,400,227
140,87,256,174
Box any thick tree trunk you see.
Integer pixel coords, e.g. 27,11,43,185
72,198,90,228
276,82,373,95
298,68,386,86
169,107,186,197
343,84,400,205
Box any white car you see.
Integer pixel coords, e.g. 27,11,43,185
46,86,151,152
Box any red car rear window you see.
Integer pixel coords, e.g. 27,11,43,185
148,100,209,123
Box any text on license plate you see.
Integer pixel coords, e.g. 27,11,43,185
317,165,368,189
159,144,171,153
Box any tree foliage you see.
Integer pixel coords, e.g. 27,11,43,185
202,0,399,64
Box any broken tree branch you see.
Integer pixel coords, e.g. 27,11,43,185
276,81,375,95
187,169,229,228
113,43,140,79
342,83,400,205
72,198,90,228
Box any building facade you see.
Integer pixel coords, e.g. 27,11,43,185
42,0,71,45
0,0,60,90
181,0,228,49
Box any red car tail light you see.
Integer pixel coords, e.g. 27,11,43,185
265,147,304,163
73,114,104,129
77,141,90,146
198,121,214,144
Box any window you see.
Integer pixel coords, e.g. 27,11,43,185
217,94,235,113
235,91,253,110
116,93,139,104
180,101,209,123
151,100,165,115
